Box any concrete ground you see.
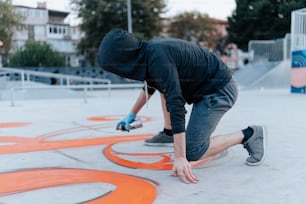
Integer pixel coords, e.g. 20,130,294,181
0,87,305,204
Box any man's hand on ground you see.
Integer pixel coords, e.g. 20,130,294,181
172,157,199,184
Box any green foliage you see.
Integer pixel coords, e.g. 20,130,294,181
0,0,24,65
167,11,218,48
71,0,166,66
9,41,65,67
227,0,306,50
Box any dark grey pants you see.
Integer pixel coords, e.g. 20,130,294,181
186,78,238,161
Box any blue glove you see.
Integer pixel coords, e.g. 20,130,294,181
116,113,136,131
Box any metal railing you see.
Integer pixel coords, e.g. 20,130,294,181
0,67,143,106
248,34,291,62
0,67,111,88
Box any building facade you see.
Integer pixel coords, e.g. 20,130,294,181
12,3,83,67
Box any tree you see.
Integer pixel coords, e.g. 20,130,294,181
9,41,65,67
167,12,219,48
227,0,306,50
0,0,23,66
71,0,166,66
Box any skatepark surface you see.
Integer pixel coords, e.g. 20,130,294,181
0,86,305,204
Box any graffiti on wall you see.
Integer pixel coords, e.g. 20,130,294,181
291,50,306,93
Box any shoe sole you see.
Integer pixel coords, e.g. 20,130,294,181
144,142,174,147
246,126,268,166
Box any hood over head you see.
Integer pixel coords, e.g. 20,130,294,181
98,29,147,81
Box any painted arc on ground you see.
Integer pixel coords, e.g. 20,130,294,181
0,134,152,154
0,168,157,204
104,144,173,170
87,115,152,123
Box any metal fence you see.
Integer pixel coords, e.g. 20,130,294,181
291,8,306,51
248,33,291,62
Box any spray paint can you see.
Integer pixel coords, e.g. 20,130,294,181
118,119,143,131
129,119,143,130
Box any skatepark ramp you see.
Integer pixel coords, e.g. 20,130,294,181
233,60,291,90
247,60,291,89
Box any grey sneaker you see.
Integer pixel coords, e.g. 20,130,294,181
243,126,267,166
144,131,174,146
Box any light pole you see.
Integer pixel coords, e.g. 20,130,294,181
127,0,133,33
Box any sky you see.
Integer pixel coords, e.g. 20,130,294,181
12,0,236,22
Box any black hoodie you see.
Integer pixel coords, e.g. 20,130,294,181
98,29,232,134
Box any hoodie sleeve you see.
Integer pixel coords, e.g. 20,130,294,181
147,49,186,134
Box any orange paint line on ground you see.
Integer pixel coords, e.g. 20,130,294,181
36,123,116,140
87,115,153,123
0,136,34,144
36,116,151,140
87,116,119,121
0,168,157,204
0,134,152,155
104,144,173,170
0,123,31,128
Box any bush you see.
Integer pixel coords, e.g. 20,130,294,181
9,41,65,67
